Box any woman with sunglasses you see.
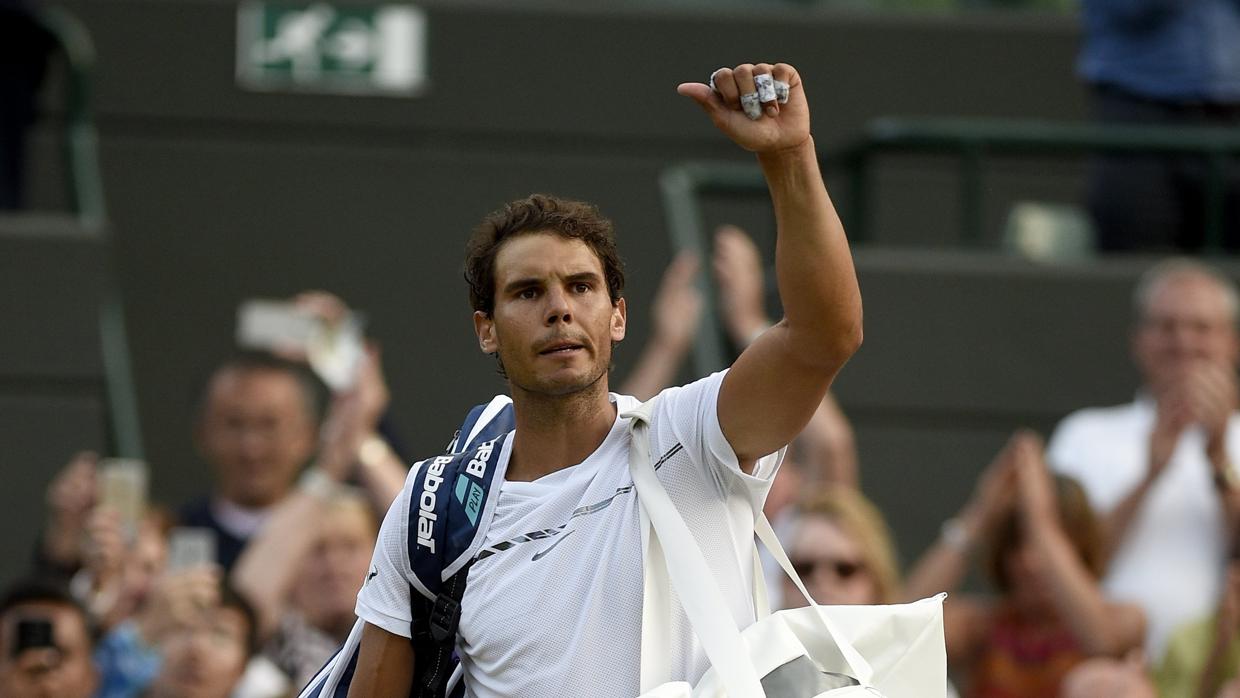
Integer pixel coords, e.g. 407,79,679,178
904,430,1146,698
779,487,901,608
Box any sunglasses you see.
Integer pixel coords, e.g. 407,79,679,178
790,557,866,580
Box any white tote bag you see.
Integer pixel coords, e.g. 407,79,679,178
624,399,946,698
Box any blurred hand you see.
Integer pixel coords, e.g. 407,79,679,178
135,566,221,645
650,250,703,354
1012,430,1057,527
713,225,769,347
46,451,98,526
1151,361,1237,479
83,509,127,587
318,344,390,481
42,452,99,567
962,434,1021,531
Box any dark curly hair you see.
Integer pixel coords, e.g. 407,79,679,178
464,194,626,315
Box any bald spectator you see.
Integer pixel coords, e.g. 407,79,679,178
0,580,98,698
1048,259,1240,659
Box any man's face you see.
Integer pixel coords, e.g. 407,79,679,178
147,607,250,698
0,603,98,698
196,367,318,508
1133,274,1240,394
475,233,626,398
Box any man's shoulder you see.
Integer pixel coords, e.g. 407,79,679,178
1047,400,1145,474
1054,401,1142,432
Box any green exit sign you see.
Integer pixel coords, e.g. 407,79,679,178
236,2,427,96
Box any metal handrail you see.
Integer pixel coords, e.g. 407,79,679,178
659,117,1240,372
849,117,1240,248
32,7,143,460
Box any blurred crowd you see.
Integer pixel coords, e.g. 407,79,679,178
2,223,1239,698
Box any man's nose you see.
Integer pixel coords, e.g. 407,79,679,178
544,287,572,325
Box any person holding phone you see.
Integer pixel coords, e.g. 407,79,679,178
0,579,98,698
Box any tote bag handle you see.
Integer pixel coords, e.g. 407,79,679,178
626,399,873,695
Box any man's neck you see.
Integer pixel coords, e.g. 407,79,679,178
507,378,617,482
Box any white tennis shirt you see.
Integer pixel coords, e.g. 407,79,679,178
356,371,781,697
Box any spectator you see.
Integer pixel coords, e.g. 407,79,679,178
779,487,900,608
905,431,1145,697
1047,259,1240,659
234,488,378,689
75,508,171,633
1078,0,1240,251
0,579,98,698
183,292,407,572
143,585,258,698
93,565,222,698
180,350,327,571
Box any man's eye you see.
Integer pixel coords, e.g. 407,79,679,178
573,283,591,293
518,288,538,299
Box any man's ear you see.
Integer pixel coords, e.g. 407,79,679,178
475,310,498,354
611,298,627,342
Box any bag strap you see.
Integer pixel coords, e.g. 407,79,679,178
754,515,874,684
411,563,472,698
626,399,766,697
628,397,875,693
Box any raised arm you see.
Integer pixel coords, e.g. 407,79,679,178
1015,434,1146,657
679,63,862,468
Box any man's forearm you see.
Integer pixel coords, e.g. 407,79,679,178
760,138,862,368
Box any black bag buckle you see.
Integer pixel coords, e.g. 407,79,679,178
429,593,462,643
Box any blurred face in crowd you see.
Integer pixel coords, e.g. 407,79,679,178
0,602,98,698
99,516,170,629
290,499,377,638
1002,539,1056,612
1060,658,1157,698
123,518,169,606
476,233,626,398
197,367,318,508
146,606,250,698
1133,271,1239,395
782,513,879,607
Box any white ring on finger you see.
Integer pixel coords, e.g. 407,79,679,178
708,68,725,94
754,73,776,103
740,92,762,120
773,80,790,104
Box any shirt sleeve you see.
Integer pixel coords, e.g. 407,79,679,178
355,462,421,638
653,369,784,503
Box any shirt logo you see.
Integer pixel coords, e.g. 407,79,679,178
531,529,576,562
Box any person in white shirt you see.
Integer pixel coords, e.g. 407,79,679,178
346,61,864,696
1047,259,1240,660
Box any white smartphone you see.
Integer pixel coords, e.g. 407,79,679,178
97,458,148,544
236,300,319,355
167,527,218,571
236,299,366,391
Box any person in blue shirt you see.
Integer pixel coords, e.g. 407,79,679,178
1078,0,1240,251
